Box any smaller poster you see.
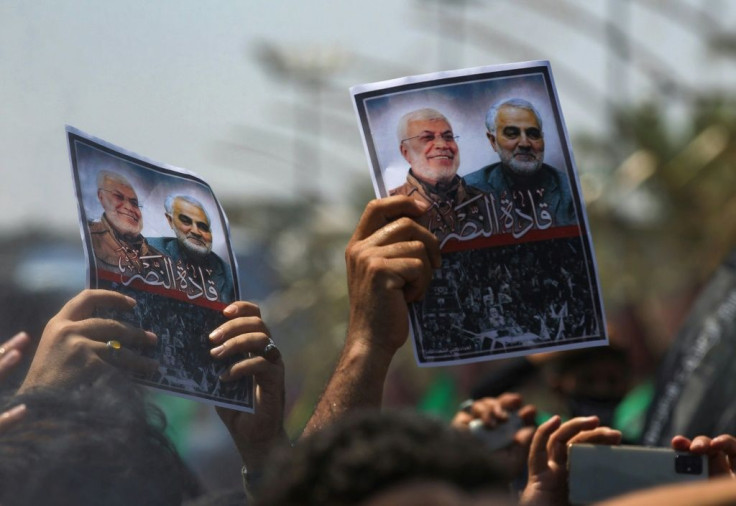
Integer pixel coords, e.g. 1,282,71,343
67,127,253,411
351,60,607,366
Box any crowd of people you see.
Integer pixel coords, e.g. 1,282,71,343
1,196,736,505
416,237,600,360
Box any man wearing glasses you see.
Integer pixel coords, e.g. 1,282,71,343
148,195,234,303
390,108,488,247
88,170,163,276
464,98,577,230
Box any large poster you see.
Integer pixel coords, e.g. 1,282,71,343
352,61,607,366
67,127,253,411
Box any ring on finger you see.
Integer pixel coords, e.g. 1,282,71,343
106,340,122,361
261,338,281,363
0,347,5,356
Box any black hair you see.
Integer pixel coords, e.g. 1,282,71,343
0,371,197,506
257,409,504,506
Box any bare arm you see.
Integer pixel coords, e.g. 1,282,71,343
302,197,439,437
209,301,288,473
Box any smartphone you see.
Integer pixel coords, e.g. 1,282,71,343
567,444,708,505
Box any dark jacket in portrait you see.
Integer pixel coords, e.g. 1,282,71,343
463,162,577,229
88,214,163,276
147,237,235,304
389,169,490,247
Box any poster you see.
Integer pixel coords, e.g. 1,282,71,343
351,60,607,366
67,127,253,411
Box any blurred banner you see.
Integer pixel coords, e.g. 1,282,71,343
643,248,736,446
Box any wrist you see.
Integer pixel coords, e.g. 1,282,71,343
344,326,402,367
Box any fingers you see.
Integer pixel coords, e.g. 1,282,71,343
568,426,622,446
546,416,601,465
528,415,561,475
518,404,538,426
219,354,283,382
0,331,32,355
711,435,736,458
514,426,536,449
70,319,156,348
350,198,441,270
222,301,261,319
58,289,136,321
688,435,715,454
0,404,26,433
208,300,282,382
0,332,32,383
352,197,429,242
469,397,512,427
671,435,693,452
351,244,434,304
209,302,271,358
90,339,158,375
496,392,524,411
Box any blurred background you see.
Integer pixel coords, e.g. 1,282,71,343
3,0,736,490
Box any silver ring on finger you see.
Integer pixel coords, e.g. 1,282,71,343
261,338,281,363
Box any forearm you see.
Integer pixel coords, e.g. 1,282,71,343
302,336,396,439
236,428,290,472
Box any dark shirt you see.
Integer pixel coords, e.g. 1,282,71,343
390,170,490,247
147,237,235,304
463,162,577,233
88,214,163,276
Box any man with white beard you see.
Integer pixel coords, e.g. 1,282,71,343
390,108,488,246
464,98,577,228
88,170,164,276
149,195,234,303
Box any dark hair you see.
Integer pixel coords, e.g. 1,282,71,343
257,409,504,506
0,371,195,506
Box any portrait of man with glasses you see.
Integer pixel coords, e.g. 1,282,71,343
88,169,164,276
390,108,489,247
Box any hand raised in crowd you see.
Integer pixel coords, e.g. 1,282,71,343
0,331,32,433
303,197,441,437
209,301,288,474
672,434,736,478
19,289,158,392
520,415,622,506
345,196,441,356
452,393,537,479
451,392,536,430
0,331,31,384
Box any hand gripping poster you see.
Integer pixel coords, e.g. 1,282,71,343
67,126,253,411
351,61,607,366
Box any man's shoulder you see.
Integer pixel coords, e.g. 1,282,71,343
87,219,106,234
538,163,570,189
146,236,173,249
463,163,501,190
146,237,179,257
389,178,419,197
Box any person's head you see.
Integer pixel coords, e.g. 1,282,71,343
398,108,460,186
0,371,195,506
96,171,143,239
164,195,213,259
485,98,545,178
544,346,630,427
257,409,506,506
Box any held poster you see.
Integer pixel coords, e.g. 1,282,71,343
351,60,607,366
67,126,253,411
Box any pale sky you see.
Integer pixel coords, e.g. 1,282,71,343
2,0,735,235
